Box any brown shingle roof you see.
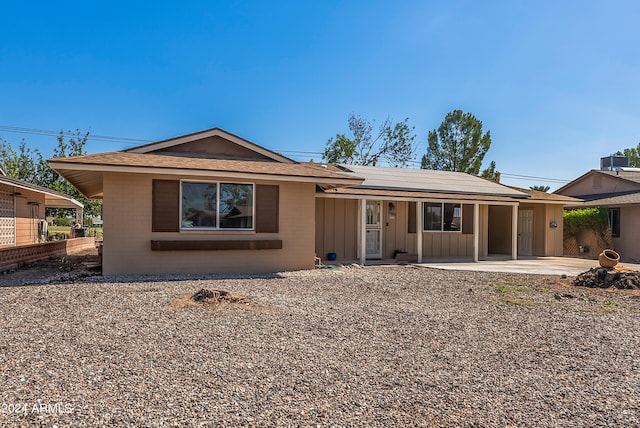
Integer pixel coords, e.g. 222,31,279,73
506,186,582,203
49,152,362,182
571,191,640,207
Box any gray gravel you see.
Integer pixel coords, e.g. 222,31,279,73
1,265,639,427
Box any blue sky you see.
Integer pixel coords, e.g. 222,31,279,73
1,1,639,190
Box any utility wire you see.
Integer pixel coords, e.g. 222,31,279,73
1,124,571,184
0,125,153,144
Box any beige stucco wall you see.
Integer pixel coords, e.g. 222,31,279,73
560,173,639,196
102,172,316,275
614,205,640,262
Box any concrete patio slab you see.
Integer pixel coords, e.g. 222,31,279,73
417,256,640,276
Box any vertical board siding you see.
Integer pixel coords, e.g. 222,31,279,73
422,232,473,258
315,197,359,261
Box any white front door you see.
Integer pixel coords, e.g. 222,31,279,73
366,200,382,258
518,209,533,256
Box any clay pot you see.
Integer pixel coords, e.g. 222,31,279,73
598,249,620,268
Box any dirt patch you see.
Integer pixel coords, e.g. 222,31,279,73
167,288,276,314
0,247,101,286
573,267,640,290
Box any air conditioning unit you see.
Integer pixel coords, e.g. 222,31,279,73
600,155,630,170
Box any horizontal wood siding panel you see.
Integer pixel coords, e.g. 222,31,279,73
151,239,283,251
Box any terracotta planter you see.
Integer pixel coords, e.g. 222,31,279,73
598,249,620,268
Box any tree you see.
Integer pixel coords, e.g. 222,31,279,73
480,161,501,183
323,113,416,167
616,143,640,167
530,185,551,192
421,110,497,178
0,138,50,185
1,130,102,224
46,129,102,223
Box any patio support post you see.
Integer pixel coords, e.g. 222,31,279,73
360,198,366,265
416,201,423,263
512,204,518,260
76,207,83,226
473,203,479,262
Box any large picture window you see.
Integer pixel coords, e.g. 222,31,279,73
423,202,461,232
181,181,254,230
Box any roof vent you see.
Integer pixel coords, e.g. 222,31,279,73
600,155,629,171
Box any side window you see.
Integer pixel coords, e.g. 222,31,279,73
424,202,462,232
609,208,620,237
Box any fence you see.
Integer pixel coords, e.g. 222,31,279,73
0,237,96,270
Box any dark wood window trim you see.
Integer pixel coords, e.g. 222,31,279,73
150,239,283,251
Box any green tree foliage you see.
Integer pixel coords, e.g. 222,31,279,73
323,114,416,167
0,138,50,185
421,110,497,178
563,208,609,239
47,130,102,222
0,130,102,224
480,160,501,183
616,143,640,167
530,185,551,192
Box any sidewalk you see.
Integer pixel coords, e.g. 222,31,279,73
417,256,640,276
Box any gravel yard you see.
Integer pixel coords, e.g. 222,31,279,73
1,265,639,427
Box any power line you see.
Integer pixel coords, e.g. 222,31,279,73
0,125,153,144
1,124,571,184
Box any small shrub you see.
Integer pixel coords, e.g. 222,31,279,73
54,216,73,227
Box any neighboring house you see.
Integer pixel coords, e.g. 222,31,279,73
0,173,83,248
48,127,576,276
555,157,640,262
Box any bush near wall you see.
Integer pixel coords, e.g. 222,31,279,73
563,208,613,258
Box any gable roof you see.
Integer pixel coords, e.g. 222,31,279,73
554,169,640,194
124,127,295,163
0,175,83,209
568,190,640,207
48,152,363,198
333,164,530,198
